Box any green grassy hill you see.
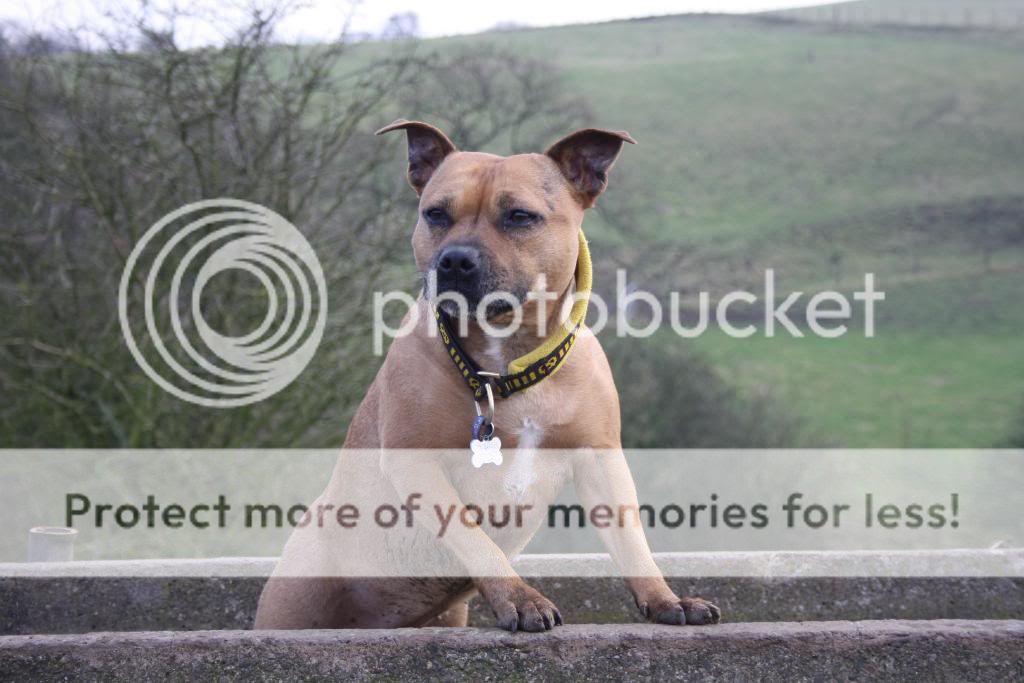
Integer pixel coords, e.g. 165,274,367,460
771,0,1024,29
408,11,1024,447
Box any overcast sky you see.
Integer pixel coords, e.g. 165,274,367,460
1,0,852,44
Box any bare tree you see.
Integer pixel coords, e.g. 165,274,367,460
397,43,591,153
0,4,590,448
381,12,420,40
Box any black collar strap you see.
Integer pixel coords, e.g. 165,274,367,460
433,306,581,400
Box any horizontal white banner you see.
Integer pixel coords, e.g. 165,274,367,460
1,449,1020,576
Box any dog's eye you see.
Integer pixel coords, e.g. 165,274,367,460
504,209,539,229
423,207,452,228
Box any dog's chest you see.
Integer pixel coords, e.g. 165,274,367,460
501,417,543,500
449,390,573,510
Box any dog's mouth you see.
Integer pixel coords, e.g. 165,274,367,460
430,283,525,322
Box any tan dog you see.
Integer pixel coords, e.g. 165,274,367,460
254,121,721,632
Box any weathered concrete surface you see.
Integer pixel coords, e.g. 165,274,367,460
3,576,1023,634
1,621,1021,682
1,576,263,633
3,551,1024,634
476,575,1024,625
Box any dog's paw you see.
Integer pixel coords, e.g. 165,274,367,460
489,583,563,633
639,595,721,626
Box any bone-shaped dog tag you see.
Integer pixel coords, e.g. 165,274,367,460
470,436,503,468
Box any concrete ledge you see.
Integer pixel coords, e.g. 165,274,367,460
1,621,1022,682
6,549,1022,577
5,575,1024,634
2,551,1023,634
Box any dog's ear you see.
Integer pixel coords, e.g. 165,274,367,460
545,128,636,208
375,119,457,195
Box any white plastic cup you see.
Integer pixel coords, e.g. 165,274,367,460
27,526,78,562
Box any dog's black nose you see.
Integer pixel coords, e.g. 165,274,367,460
436,245,480,278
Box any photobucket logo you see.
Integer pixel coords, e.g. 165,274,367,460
118,199,327,407
373,269,885,354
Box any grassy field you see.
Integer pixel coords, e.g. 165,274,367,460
772,0,1024,29
689,266,1024,447
402,8,1024,447
691,329,1024,447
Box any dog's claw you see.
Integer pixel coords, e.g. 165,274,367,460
518,601,547,632
494,603,519,633
642,595,721,626
539,605,562,629
489,585,561,633
655,604,686,625
680,596,722,625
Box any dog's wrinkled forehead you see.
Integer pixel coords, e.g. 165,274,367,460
421,152,564,216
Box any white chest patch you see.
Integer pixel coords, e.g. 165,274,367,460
504,418,542,501
484,338,504,372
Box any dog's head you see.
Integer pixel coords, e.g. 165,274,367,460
377,120,634,321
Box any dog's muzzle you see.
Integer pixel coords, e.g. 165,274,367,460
428,243,517,319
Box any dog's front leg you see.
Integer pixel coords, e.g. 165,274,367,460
380,451,562,632
572,447,721,625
